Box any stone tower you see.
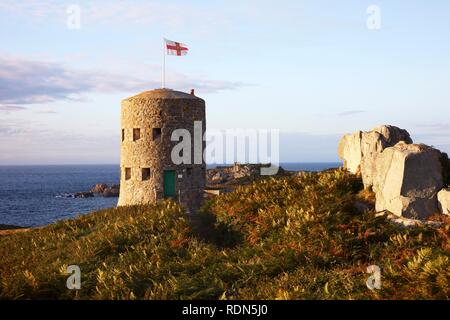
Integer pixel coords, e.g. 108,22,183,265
117,88,206,211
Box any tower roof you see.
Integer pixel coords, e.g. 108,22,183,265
124,88,204,102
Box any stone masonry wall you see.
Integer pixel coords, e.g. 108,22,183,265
117,89,206,212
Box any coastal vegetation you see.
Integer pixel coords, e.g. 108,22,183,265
0,169,448,299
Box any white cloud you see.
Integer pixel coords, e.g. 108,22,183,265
337,110,366,117
0,105,27,113
0,118,119,164
0,55,248,108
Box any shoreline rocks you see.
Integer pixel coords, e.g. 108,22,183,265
90,183,119,197
206,163,286,186
91,183,108,194
102,185,120,197
74,192,94,198
58,184,121,199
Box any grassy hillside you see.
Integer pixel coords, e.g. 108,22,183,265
0,169,449,300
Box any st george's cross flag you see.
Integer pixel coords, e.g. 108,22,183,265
165,38,189,56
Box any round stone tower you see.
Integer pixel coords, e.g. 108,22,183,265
117,88,206,212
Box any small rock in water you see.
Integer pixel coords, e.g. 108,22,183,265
56,193,75,199
74,192,94,198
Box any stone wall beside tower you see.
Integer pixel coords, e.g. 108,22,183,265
117,89,206,212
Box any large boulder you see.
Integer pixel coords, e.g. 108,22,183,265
338,131,363,174
373,142,443,219
437,189,450,215
338,125,412,188
360,125,412,188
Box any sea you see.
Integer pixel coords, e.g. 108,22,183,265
0,163,341,227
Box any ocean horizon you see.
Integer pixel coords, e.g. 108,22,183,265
0,162,341,228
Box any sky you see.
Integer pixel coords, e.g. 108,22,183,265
0,0,449,165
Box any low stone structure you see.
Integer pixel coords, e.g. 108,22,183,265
373,142,443,219
338,125,412,188
437,189,450,215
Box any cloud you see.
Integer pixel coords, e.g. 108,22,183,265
0,55,247,108
0,117,120,165
0,109,118,165
34,109,57,114
337,110,366,117
0,104,27,113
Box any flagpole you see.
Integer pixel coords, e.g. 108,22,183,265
162,38,166,88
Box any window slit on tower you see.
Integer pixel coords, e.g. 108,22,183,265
125,168,131,180
122,129,125,142
133,128,141,141
152,128,162,141
142,168,151,181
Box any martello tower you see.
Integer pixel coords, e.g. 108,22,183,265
117,88,206,211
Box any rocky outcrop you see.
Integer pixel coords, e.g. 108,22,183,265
102,185,120,197
437,189,450,215
91,183,108,194
91,184,120,197
338,131,363,175
373,142,443,219
360,126,413,189
60,184,121,199
338,125,412,188
75,192,94,198
207,163,285,185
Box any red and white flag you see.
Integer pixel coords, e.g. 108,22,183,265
165,38,189,56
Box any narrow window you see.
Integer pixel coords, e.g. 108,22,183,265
133,128,141,141
142,168,151,181
125,168,131,180
121,129,125,142
152,128,162,141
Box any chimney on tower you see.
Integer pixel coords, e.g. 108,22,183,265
190,89,195,96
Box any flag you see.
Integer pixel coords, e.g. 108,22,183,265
165,38,189,56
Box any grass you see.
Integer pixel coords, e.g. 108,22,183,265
0,169,449,300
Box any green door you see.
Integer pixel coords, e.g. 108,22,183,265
163,170,176,198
